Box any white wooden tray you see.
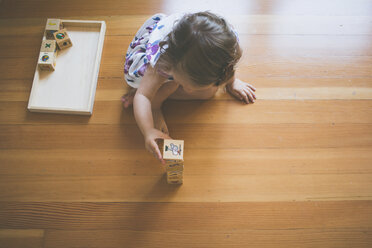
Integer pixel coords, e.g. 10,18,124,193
28,20,106,115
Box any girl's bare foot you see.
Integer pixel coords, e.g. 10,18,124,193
121,88,137,108
152,108,169,135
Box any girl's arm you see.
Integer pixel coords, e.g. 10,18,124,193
133,66,171,163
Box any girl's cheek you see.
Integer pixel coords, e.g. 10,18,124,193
184,87,195,93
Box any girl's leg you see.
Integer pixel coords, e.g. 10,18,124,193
121,81,180,108
151,81,179,135
121,87,137,108
121,81,179,134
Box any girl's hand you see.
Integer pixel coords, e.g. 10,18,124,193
145,128,171,164
226,78,256,104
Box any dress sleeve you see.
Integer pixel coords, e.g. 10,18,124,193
146,13,185,67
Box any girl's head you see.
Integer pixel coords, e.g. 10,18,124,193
156,11,242,90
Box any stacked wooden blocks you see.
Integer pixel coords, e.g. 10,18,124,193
38,18,73,71
158,139,184,184
38,40,57,71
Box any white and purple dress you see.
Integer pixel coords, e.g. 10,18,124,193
124,13,184,88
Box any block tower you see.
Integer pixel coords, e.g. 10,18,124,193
37,40,57,71
158,139,184,184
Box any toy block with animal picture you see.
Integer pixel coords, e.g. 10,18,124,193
45,19,63,39
157,139,184,161
53,29,73,50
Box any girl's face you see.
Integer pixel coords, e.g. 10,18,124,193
170,69,214,93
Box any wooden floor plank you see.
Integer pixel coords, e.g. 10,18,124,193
1,55,372,80
2,34,372,59
1,201,371,230
1,78,371,97
0,173,371,202
0,124,371,149
2,15,372,37
43,229,372,248
1,0,372,18
94,86,372,101
1,148,371,177
1,100,372,125
0,229,44,248
2,86,372,102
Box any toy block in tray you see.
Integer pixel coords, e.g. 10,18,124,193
53,28,73,50
40,40,57,53
45,19,64,39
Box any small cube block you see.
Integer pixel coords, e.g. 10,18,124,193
166,162,184,172
157,139,184,161
167,178,183,184
45,19,63,39
53,29,72,50
167,171,183,180
38,52,56,71
40,40,57,53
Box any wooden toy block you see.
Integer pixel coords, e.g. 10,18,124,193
157,139,184,161
53,29,73,50
40,40,57,53
157,138,184,184
45,19,63,39
167,171,183,184
165,159,180,165
166,162,184,172
37,52,56,71
167,178,183,184
167,171,183,179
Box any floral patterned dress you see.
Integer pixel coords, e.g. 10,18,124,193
124,13,184,88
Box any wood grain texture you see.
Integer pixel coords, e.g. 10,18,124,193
0,229,44,248
1,202,371,247
0,0,371,247
1,0,372,17
1,201,371,230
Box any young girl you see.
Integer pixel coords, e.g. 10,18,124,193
122,11,256,164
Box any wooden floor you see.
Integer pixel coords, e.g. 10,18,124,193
1,0,372,247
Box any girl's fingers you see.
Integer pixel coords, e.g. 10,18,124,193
247,87,256,99
244,87,256,101
231,89,241,100
162,132,172,140
231,90,242,101
247,83,256,91
240,90,249,104
244,85,256,98
237,92,244,101
244,89,255,103
152,141,165,164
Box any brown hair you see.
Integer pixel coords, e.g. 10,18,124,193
155,11,242,86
